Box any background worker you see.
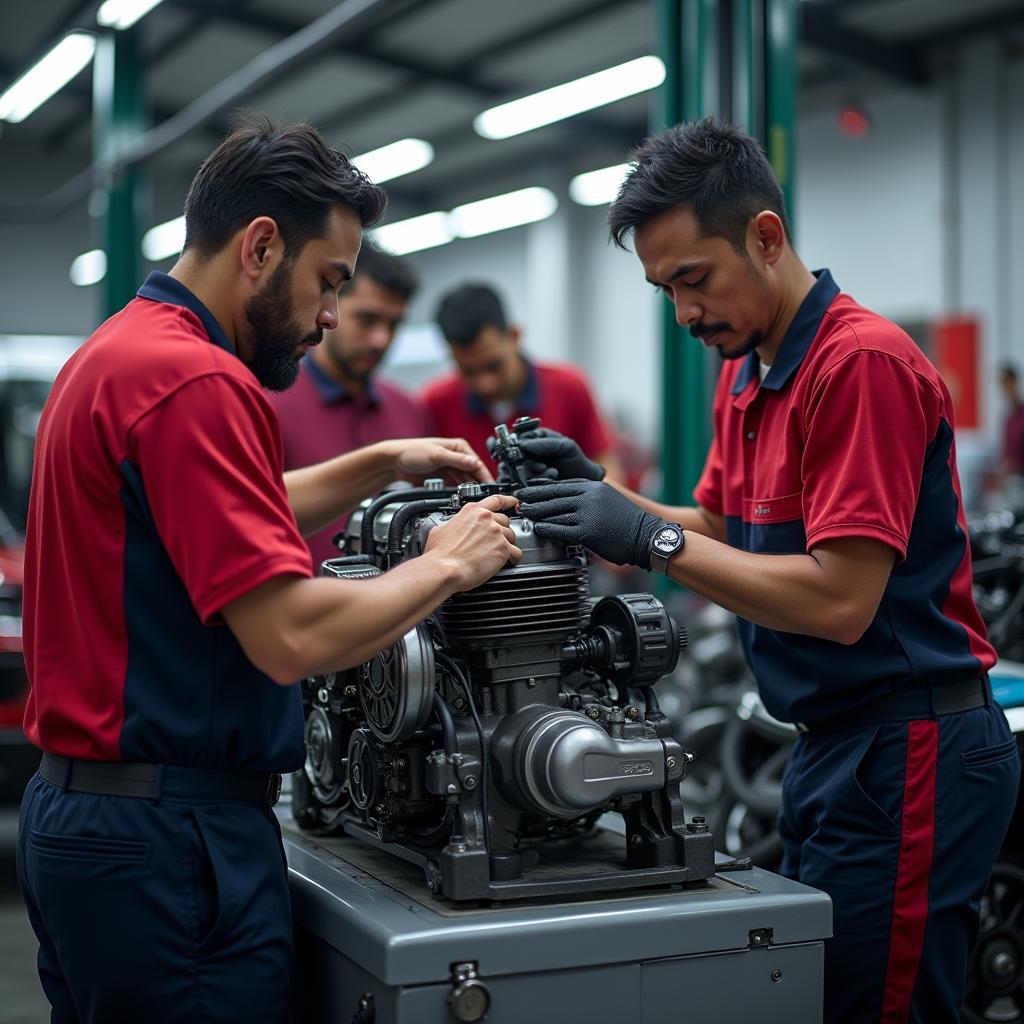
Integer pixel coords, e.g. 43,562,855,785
515,118,1017,1024
424,282,621,478
17,117,520,1024
270,244,431,570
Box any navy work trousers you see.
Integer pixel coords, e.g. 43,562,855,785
17,774,293,1023
779,704,1019,1024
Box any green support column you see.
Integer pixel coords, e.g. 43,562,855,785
732,0,758,136
764,0,797,228
655,0,715,508
93,29,146,321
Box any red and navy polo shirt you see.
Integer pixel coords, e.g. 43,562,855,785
23,272,312,770
422,359,613,469
270,356,431,570
694,269,995,724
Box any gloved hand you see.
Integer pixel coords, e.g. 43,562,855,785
516,479,664,569
516,428,606,482
486,434,557,483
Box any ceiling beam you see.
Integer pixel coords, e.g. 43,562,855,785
164,0,637,147
801,3,930,86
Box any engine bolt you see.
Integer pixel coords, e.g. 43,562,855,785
625,705,641,720
771,970,783,983
666,756,677,770
317,688,329,704
585,706,601,720
451,753,465,766
446,783,458,794
464,776,477,789
427,879,440,894
344,685,357,698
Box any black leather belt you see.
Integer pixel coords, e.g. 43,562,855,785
39,752,282,807
795,674,992,734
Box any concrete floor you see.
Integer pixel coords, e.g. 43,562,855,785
0,808,50,1024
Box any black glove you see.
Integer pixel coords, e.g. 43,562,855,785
517,479,663,569
486,435,558,483
516,428,606,482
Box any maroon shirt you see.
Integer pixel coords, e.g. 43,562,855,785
269,357,432,570
1004,404,1024,473
422,359,613,469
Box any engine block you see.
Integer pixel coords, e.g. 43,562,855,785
293,421,715,901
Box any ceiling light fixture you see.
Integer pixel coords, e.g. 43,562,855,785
69,250,107,287
0,32,97,124
142,215,185,262
352,138,434,184
568,163,632,207
371,212,454,256
450,187,557,238
474,56,665,140
370,185,559,256
96,0,165,30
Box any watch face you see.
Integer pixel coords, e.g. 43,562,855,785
654,527,682,553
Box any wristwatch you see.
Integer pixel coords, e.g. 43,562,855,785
649,523,685,574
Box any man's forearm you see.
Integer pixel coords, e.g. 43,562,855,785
284,442,395,536
664,533,891,645
606,481,723,539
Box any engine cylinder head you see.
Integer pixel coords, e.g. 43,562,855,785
439,558,589,648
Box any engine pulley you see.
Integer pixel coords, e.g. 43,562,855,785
347,728,383,812
359,622,435,742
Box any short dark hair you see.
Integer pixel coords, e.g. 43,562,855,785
183,114,388,259
608,117,791,251
348,243,418,300
435,283,508,348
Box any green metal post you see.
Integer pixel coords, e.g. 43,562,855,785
655,0,715,508
732,0,758,136
93,29,146,321
764,0,797,230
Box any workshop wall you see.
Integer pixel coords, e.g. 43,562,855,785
1,31,1021,490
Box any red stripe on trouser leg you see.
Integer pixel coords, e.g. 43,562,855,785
880,719,939,1023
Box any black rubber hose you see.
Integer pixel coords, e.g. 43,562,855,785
360,487,452,555
433,691,456,755
386,499,451,557
644,687,662,717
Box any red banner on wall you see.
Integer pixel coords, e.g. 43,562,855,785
932,317,980,430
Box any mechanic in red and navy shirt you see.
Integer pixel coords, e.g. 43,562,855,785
17,118,520,1024
517,119,1017,1024
423,282,622,479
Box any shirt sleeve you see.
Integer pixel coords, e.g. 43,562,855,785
692,432,724,514
127,373,313,623
567,373,613,458
801,349,941,559
693,369,730,514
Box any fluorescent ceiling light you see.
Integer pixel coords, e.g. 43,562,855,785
371,212,454,256
0,32,97,124
69,250,107,287
569,163,632,207
353,138,434,184
474,56,665,140
450,187,557,238
370,185,559,255
97,0,164,30
142,215,185,262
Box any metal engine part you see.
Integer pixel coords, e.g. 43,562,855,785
293,418,714,901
